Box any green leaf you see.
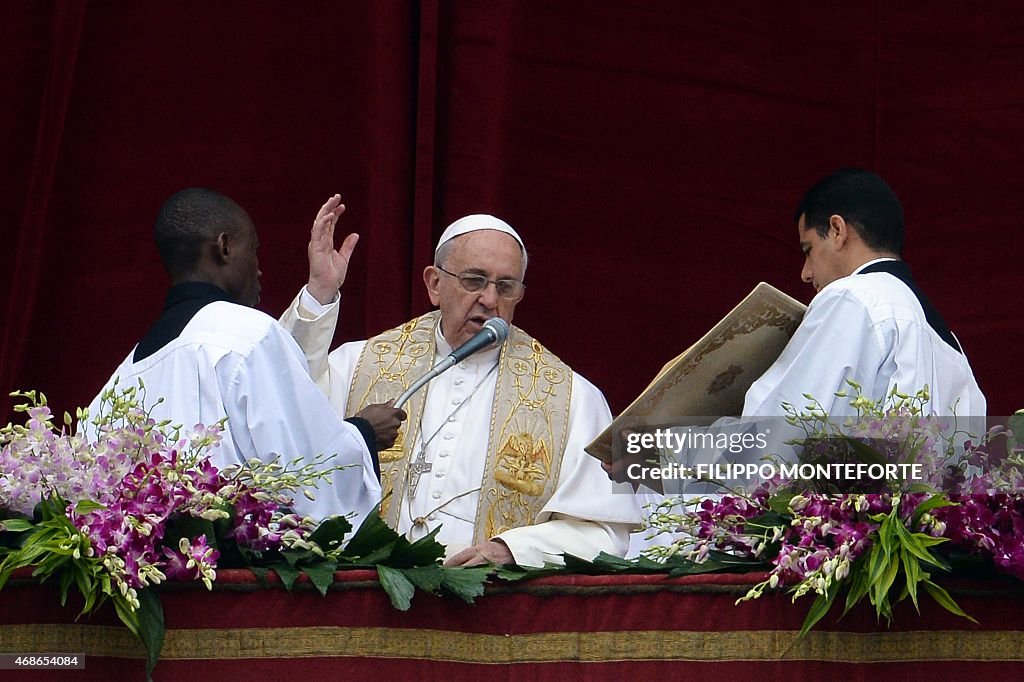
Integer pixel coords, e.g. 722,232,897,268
59,568,75,606
798,581,840,638
900,547,920,612
560,553,601,572
273,562,302,590
343,540,397,567
865,542,887,587
842,555,871,616
439,566,491,604
135,588,166,681
73,500,106,515
591,552,646,571
301,560,339,597
112,596,141,639
911,495,955,526
377,564,416,611
912,533,950,549
80,571,99,615
1008,412,1024,452
387,526,446,568
898,530,948,569
0,518,35,533
872,550,900,620
493,564,563,582
922,580,978,624
768,493,796,515
402,565,443,593
842,437,887,466
307,515,353,553
877,510,898,556
341,507,399,559
280,548,315,568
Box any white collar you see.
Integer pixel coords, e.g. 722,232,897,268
852,257,899,275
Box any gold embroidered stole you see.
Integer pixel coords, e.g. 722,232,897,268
345,311,573,543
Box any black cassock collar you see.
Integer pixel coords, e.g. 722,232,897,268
133,282,234,362
858,260,962,354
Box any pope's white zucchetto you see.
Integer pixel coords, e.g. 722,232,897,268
435,214,526,255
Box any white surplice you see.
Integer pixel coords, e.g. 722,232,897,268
88,301,382,527
743,263,986,419
281,289,641,567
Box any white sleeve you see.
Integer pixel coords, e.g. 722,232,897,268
217,322,381,527
497,514,631,568
278,286,340,391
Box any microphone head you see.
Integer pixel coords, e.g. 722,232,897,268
483,317,510,345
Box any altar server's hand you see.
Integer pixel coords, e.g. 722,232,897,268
353,401,407,450
307,194,360,305
444,540,514,567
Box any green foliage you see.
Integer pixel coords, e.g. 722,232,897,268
0,493,160,677
796,496,970,637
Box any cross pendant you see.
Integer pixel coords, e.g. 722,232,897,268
408,449,433,498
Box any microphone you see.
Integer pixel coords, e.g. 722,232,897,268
393,318,510,410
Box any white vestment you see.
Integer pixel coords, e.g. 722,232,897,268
743,264,986,419
281,289,641,567
88,300,382,527
628,263,987,556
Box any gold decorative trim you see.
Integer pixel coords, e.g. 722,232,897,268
346,312,437,524
474,331,572,543
3,625,1023,663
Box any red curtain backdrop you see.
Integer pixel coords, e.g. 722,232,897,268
2,1,1021,422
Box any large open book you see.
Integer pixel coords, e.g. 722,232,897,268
585,282,806,464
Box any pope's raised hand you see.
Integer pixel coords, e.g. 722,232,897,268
307,194,360,305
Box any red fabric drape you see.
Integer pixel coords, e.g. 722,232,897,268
4,571,1024,681
1,2,1020,421
1,2,86,414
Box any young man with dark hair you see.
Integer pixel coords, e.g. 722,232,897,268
744,167,984,418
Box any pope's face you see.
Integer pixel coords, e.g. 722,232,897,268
424,230,525,348
798,214,845,293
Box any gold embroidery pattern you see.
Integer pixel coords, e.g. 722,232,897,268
477,333,572,543
346,313,439,524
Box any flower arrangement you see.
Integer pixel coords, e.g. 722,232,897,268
639,383,1024,634
0,385,488,677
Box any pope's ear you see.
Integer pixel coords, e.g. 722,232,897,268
423,265,441,306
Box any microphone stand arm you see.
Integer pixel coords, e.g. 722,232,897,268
393,356,456,410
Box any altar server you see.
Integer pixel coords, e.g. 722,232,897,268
744,167,985,420
88,188,382,527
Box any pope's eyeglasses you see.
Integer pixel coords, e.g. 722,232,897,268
437,266,525,301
